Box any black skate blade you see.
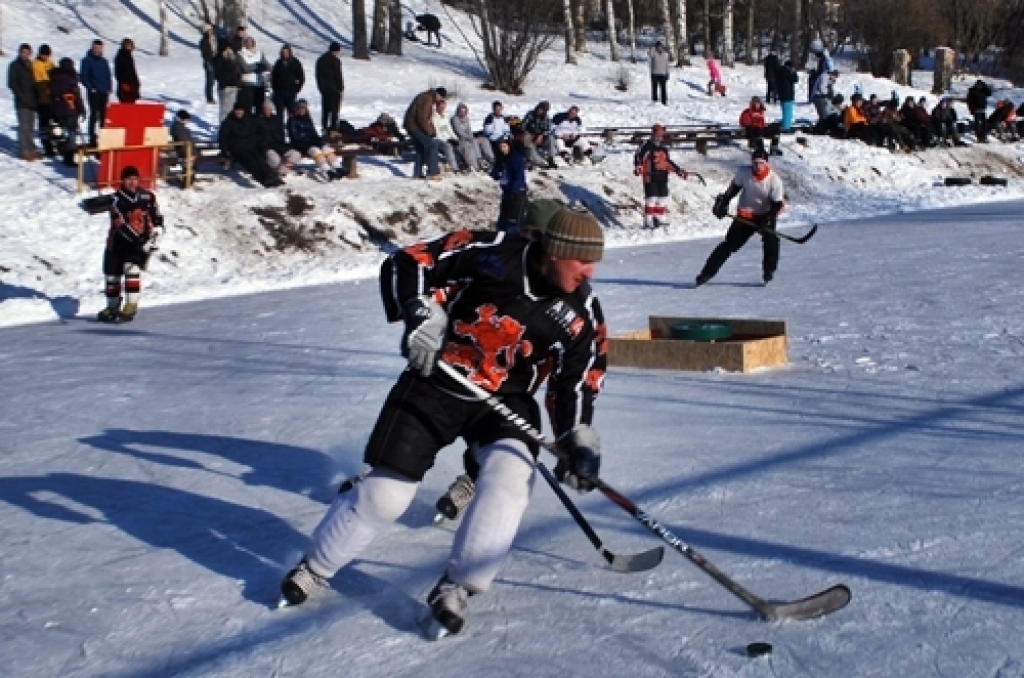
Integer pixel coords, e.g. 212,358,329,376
435,497,459,521
417,608,464,641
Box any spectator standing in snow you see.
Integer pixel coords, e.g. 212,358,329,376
450,102,493,171
649,41,670,105
697,148,786,287
315,42,345,134
415,14,443,47
8,43,41,160
633,123,689,229
552,105,593,164
492,134,529,232
49,57,87,166
80,39,112,147
237,37,270,116
215,44,243,122
404,87,446,180
230,26,247,54
271,44,305,126
32,45,56,157
966,79,992,143
279,206,607,641
114,38,140,103
98,165,163,323
763,53,780,104
811,70,838,121
776,59,798,132
200,25,219,104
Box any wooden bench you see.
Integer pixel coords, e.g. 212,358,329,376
601,124,750,155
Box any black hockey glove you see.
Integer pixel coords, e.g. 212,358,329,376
401,297,448,377
554,425,601,493
712,193,731,219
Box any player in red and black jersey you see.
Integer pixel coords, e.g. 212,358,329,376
633,123,690,229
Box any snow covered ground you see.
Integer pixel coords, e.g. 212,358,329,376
4,0,1024,327
1,199,1024,677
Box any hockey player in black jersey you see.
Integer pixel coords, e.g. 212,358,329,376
633,124,690,228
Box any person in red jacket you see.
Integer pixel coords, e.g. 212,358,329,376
739,96,782,156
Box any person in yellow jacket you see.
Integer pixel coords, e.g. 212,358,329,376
32,44,56,156
843,94,879,145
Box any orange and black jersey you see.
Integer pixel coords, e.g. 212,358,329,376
633,139,682,183
107,187,160,249
380,229,607,438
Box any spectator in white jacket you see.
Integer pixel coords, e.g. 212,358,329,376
482,100,510,163
649,41,670,105
431,99,460,171
237,37,270,116
552,106,592,164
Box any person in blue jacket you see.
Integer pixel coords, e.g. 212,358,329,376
79,39,112,147
492,133,528,233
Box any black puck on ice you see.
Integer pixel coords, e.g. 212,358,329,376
746,641,773,658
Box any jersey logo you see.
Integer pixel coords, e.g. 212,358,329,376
443,230,474,252
546,300,584,339
443,304,533,391
403,242,434,267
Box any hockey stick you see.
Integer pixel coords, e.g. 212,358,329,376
537,462,664,573
729,213,818,244
438,361,851,621
687,171,707,186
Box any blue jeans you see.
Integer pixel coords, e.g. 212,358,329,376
780,101,794,131
409,128,439,178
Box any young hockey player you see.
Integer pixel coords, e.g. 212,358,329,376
633,123,689,228
696,147,785,287
280,207,607,640
491,132,529,233
98,165,163,322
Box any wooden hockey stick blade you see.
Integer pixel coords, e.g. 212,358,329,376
759,583,851,621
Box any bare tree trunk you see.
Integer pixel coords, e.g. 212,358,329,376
746,0,755,65
703,0,711,56
159,0,170,56
224,0,248,33
562,0,577,64
371,0,388,52
626,0,637,63
722,0,734,66
386,0,402,55
674,0,689,65
791,0,801,65
574,0,588,53
605,0,620,61
352,0,370,59
658,0,676,61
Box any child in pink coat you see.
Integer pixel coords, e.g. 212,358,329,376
707,52,727,96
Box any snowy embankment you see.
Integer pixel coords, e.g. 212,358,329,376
2,0,1024,327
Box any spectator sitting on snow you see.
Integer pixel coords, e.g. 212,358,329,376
287,98,343,180
881,101,917,152
450,102,493,171
218,102,284,187
912,97,935,147
431,98,460,171
257,101,302,177
483,100,510,165
739,96,782,156
843,94,879,146
931,98,965,147
522,100,558,169
359,112,406,144
812,94,844,137
169,109,195,166
552,105,593,164
987,99,1017,140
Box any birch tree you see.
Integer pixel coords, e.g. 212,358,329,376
387,0,402,55
675,0,689,65
563,0,577,64
574,0,588,53
159,0,169,56
371,0,388,53
722,0,734,66
605,0,620,61
626,0,637,63
659,0,677,61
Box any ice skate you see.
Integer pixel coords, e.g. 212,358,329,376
278,559,327,608
421,574,470,639
433,474,475,523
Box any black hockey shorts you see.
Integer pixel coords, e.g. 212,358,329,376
363,369,541,481
103,239,146,276
643,178,669,199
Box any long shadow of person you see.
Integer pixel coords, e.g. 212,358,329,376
78,429,347,504
0,281,80,321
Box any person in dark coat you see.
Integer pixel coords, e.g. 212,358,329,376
230,26,247,54
80,39,112,147
764,53,780,104
215,45,243,122
966,79,992,142
315,42,344,133
775,59,799,131
271,44,304,127
8,43,40,159
170,109,195,166
257,101,302,176
114,38,140,103
49,57,87,166
200,25,219,104
415,14,443,47
218,103,284,188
